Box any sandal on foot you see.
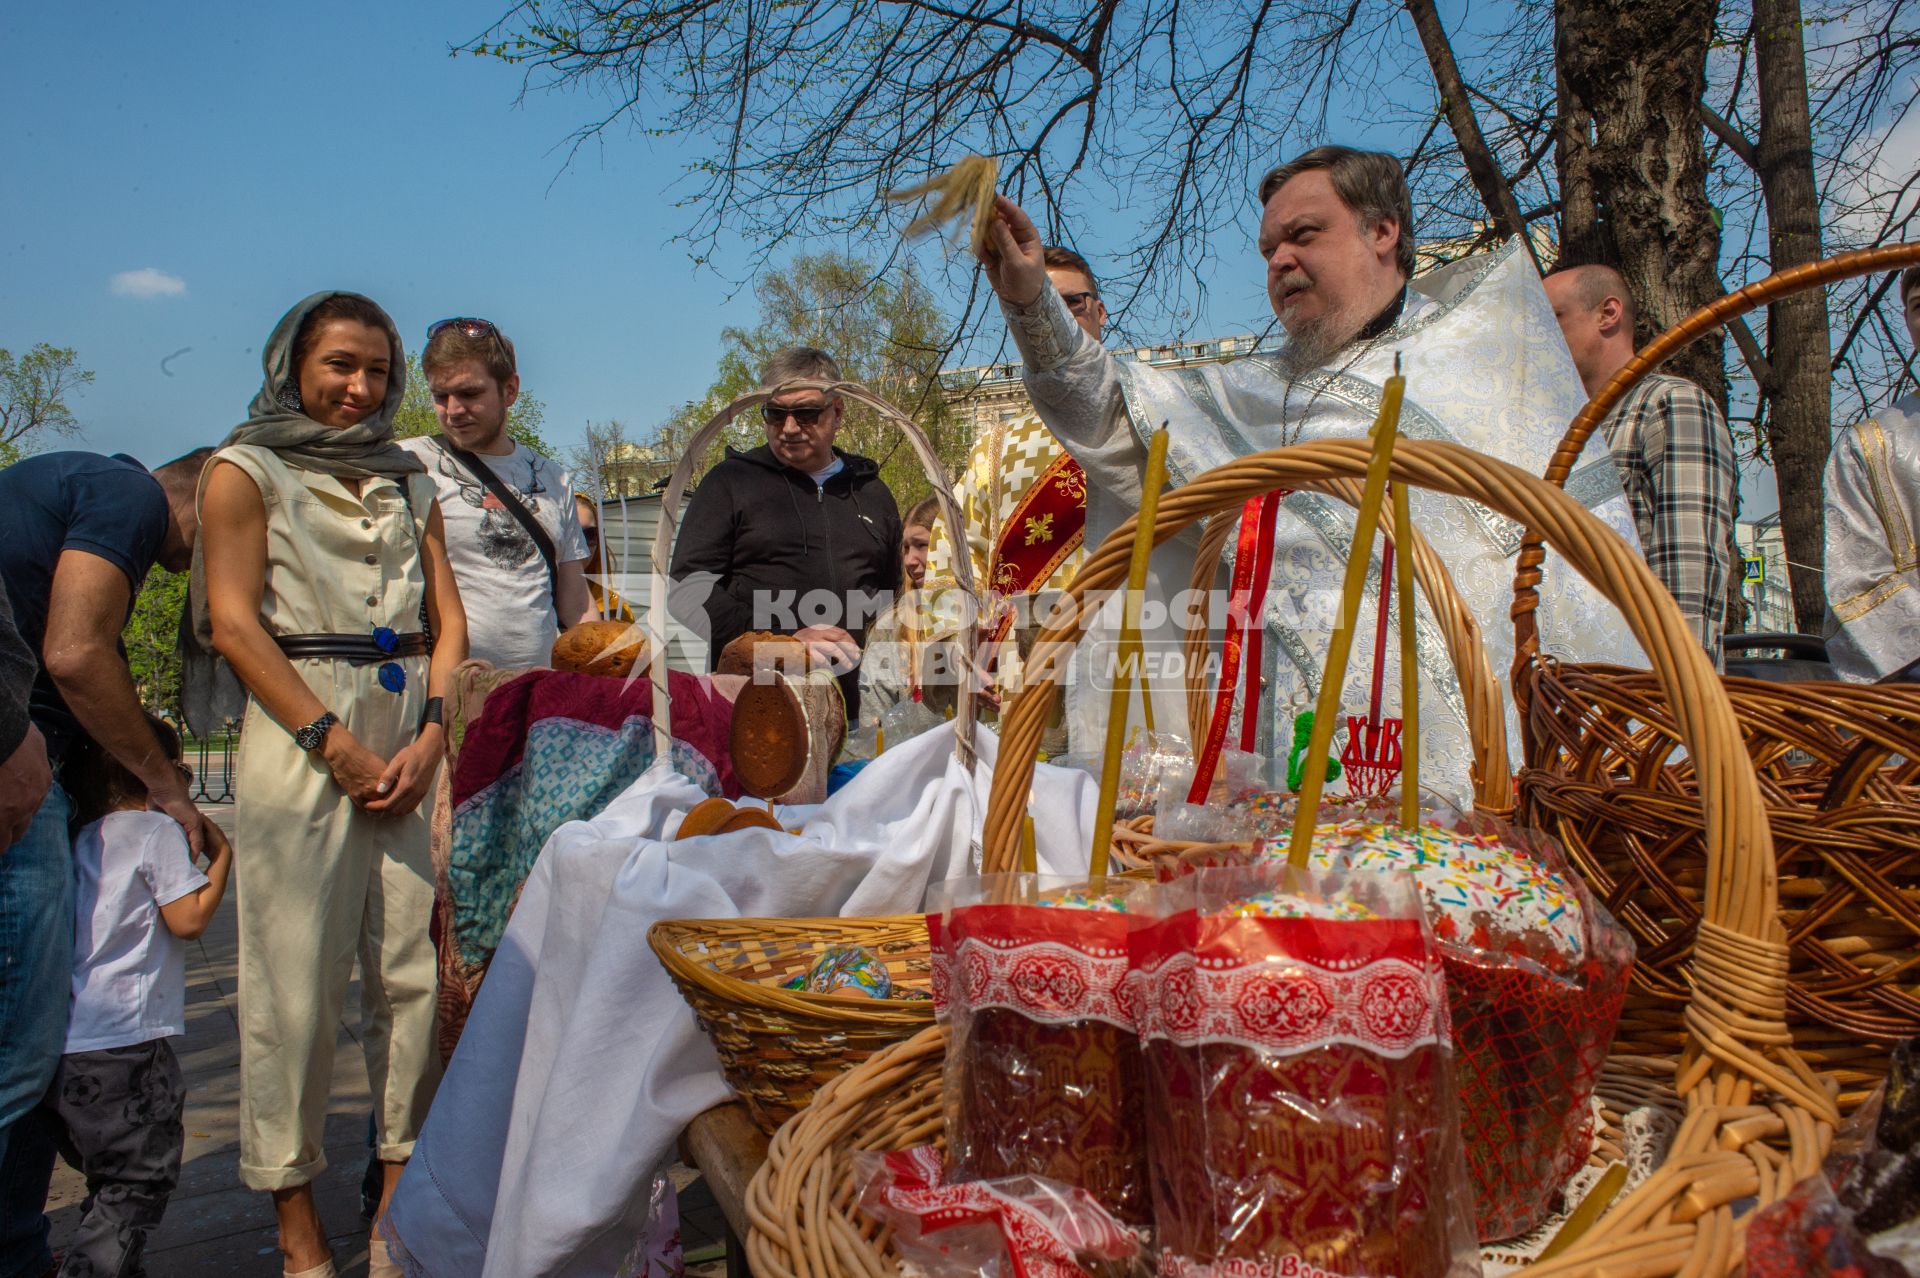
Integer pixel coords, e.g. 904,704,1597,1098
283,1259,337,1278
368,1236,403,1278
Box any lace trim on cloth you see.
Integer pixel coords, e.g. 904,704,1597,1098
1478,1101,1679,1274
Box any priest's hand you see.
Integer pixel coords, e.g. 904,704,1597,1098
979,195,1048,308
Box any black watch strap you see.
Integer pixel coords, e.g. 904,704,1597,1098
417,696,445,735
295,711,338,753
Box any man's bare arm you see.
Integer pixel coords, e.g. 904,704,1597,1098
556,558,597,628
42,549,209,853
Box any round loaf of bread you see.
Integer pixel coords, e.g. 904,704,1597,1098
716,631,814,679
551,620,650,677
729,677,811,799
675,797,738,840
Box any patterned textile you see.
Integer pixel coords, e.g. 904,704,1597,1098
1600,372,1740,662
927,412,1088,599
431,666,739,1059
41,1039,186,1278
1824,394,1920,683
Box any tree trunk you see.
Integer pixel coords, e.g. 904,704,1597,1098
1404,0,1533,260
1555,66,1602,268
1555,0,1728,408
1752,0,1833,632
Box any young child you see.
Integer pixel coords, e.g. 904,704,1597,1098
41,715,231,1277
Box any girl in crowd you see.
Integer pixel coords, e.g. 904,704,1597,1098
196,292,467,1277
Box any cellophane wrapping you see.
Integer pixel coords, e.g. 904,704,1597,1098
1131,866,1480,1277
854,1146,1146,1278
929,874,1154,1231
1748,1041,1920,1276
1149,811,1634,1241
1401,818,1633,1240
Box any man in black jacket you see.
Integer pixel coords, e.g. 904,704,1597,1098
670,348,903,719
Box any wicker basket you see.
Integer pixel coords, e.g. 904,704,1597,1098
1511,241,1920,1103
649,916,935,1133
748,435,1840,1277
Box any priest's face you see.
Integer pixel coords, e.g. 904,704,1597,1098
1259,170,1404,353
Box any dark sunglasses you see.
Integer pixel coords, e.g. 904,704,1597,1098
761,402,832,427
1061,290,1099,315
426,316,512,371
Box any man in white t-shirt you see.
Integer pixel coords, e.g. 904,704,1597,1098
401,318,596,669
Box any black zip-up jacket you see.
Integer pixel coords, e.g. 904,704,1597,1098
669,445,902,718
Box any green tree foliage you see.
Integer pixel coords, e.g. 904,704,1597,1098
643,252,968,509
122,567,188,715
1,344,95,465
391,352,556,456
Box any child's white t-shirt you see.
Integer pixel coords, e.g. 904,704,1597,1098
67,811,208,1053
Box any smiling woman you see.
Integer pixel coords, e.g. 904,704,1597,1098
190,291,468,1278
284,295,394,428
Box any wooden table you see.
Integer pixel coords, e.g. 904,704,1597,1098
683,1102,771,1277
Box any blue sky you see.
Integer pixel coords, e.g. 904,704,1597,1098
6,1,1891,522
0,0,813,464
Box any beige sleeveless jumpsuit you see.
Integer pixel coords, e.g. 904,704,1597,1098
213,445,442,1191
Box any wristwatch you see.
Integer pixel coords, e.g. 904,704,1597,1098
294,711,338,753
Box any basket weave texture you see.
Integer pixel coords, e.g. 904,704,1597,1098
648,917,933,1133
1510,242,1920,1100
748,435,1840,1277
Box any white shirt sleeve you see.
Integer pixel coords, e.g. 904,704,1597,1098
141,816,209,908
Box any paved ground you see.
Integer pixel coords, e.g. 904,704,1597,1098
43,804,732,1276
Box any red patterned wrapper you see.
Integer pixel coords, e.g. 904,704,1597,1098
936,880,1153,1230
1132,870,1478,1278
1150,820,1635,1241
855,1145,1145,1278
1442,929,1631,1238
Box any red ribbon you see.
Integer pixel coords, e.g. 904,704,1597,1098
1188,491,1285,804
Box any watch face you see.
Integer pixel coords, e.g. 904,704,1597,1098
299,714,333,751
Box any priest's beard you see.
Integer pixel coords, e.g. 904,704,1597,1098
1272,287,1374,380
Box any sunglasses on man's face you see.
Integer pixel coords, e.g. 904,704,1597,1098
1061,290,1099,316
426,316,512,371
762,402,832,427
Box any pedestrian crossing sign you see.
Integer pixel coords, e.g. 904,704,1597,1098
1743,556,1765,585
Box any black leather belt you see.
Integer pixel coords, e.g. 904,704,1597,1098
274,632,431,662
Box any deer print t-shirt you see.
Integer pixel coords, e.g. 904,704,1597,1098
400,437,591,670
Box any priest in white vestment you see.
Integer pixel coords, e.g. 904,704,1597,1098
977,145,1645,801
1824,266,1920,683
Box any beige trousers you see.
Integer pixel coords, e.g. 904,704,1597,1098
233,669,442,1192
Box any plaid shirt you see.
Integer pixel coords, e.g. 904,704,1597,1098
1601,373,1740,661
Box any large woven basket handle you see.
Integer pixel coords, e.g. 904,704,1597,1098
643,379,980,766
1511,241,1920,703
989,438,1832,1120
1175,479,1512,809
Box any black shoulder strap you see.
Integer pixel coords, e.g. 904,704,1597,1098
429,435,564,627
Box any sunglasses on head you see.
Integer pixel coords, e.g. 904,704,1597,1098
426,316,512,370
761,402,832,427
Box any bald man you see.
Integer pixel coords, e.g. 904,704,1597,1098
1547,264,1739,661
